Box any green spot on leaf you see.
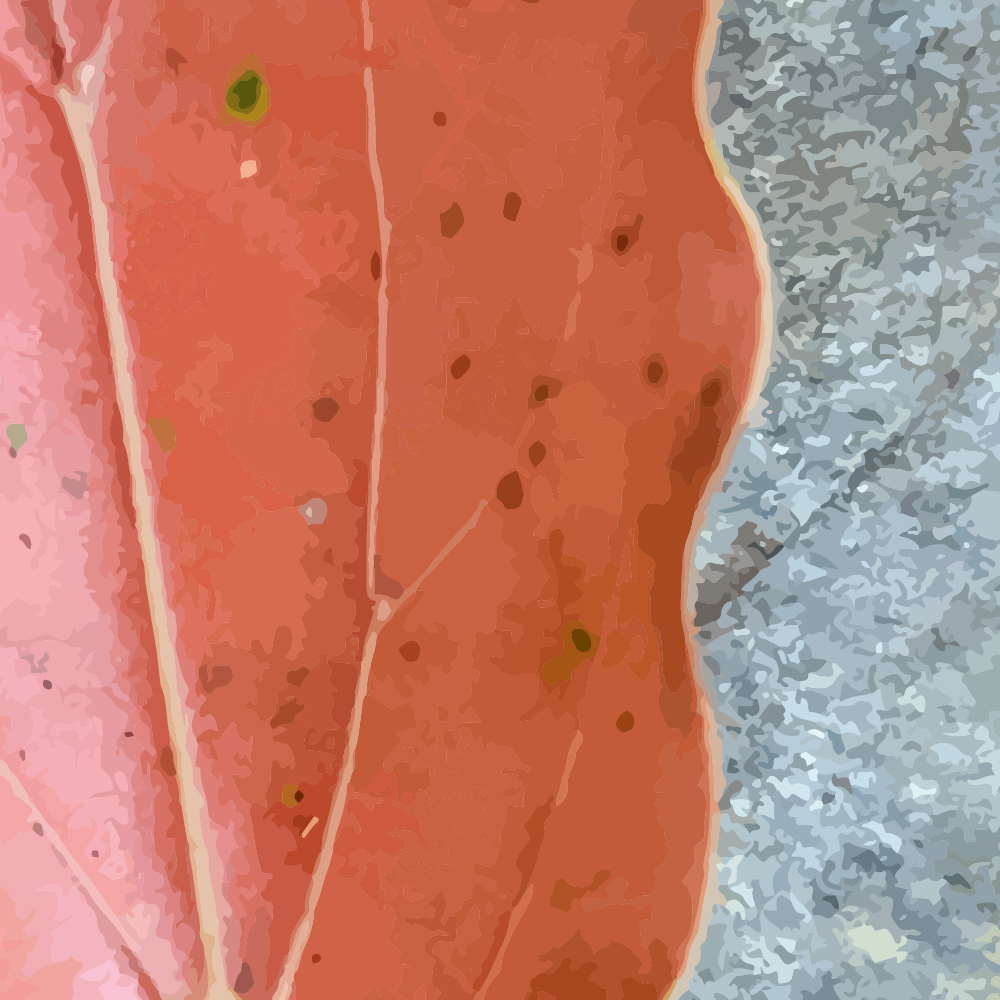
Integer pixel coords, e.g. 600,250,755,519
6,424,26,451
224,67,269,123
150,418,175,452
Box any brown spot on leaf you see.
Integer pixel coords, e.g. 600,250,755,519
450,354,471,379
503,192,522,221
528,441,547,466
433,111,447,126
399,640,420,662
528,375,563,408
371,251,381,281
496,471,523,509
616,711,635,732
644,355,667,387
18,534,30,548
701,379,722,407
440,202,465,238
611,214,643,256
313,398,339,422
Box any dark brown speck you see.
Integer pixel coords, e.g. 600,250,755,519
496,471,523,510
313,398,339,422
528,441,546,466
440,203,465,238
399,641,420,662
503,192,521,221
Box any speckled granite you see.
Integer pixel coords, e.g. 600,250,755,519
687,2,1000,997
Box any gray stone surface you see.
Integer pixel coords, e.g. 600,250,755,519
688,2,1000,997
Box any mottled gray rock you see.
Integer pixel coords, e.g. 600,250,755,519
689,2,1000,997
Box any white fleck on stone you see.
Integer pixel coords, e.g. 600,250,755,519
240,160,258,179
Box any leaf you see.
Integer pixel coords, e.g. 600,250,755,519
3,0,761,997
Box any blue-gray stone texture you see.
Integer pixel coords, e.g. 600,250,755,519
690,1,1000,997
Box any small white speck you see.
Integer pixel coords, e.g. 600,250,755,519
240,160,258,179
377,600,391,621
305,506,313,518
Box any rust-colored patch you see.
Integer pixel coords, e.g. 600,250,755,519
440,202,465,238
496,471,524,509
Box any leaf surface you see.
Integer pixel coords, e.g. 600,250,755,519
1,0,760,996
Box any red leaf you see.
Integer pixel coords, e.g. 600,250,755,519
2,0,763,995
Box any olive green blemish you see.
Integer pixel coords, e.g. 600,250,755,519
542,621,600,684
6,424,26,455
223,67,269,123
